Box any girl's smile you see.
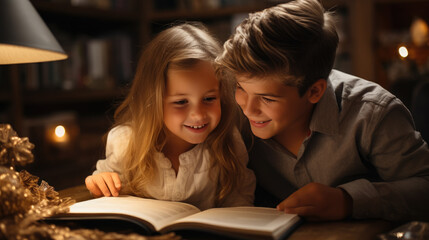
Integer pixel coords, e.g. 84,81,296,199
184,123,209,132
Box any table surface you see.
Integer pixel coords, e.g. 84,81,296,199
58,185,400,240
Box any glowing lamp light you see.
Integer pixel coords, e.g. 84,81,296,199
398,46,409,58
51,124,69,143
55,125,66,138
42,113,78,148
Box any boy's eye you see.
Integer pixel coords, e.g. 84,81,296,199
173,99,188,105
262,97,275,103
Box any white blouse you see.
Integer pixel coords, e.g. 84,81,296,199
93,125,255,210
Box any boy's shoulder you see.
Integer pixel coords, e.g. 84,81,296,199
329,70,396,107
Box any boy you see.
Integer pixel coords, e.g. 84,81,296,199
216,0,429,221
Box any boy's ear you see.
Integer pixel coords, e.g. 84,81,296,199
306,79,327,104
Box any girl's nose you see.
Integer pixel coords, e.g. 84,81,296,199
190,103,206,120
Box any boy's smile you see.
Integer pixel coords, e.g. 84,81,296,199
249,119,271,128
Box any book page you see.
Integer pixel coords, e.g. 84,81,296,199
68,195,200,231
163,207,300,239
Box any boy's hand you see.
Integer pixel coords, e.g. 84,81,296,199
276,182,352,221
85,172,122,197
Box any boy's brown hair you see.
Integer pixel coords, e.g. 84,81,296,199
216,0,339,96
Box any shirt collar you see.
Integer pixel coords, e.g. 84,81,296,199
157,143,204,168
309,77,340,136
179,143,205,165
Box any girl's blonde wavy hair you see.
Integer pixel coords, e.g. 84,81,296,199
112,23,245,206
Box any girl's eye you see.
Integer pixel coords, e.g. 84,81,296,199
173,100,188,105
204,96,217,102
236,83,243,90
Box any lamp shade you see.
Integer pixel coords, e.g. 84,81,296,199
0,0,67,64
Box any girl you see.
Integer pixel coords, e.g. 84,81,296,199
85,23,255,210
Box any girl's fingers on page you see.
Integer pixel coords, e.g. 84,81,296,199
92,175,112,197
85,176,103,197
111,173,122,190
101,173,119,197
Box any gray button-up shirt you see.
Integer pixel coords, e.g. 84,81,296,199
248,70,429,221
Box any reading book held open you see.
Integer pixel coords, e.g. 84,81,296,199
48,195,302,240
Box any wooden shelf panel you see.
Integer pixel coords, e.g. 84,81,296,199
149,0,350,21
0,92,11,102
21,88,127,105
149,4,276,21
31,0,139,22
375,0,429,3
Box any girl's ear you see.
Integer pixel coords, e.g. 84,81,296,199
307,79,327,104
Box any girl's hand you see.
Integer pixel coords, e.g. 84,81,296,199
276,182,352,221
85,172,122,197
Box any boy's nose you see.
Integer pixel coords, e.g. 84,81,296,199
242,97,260,117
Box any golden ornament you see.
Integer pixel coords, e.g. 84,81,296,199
0,124,34,168
0,166,33,218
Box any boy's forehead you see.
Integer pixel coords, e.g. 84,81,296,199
235,74,284,84
235,73,301,97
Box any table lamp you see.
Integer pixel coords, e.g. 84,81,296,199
0,0,68,64
0,0,68,168
0,0,68,140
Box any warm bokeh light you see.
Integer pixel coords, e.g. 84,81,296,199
398,46,408,58
54,125,66,138
410,18,429,47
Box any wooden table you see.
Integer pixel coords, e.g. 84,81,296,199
59,185,400,240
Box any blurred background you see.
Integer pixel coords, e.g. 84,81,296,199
1,0,428,190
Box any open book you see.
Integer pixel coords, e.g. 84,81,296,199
47,195,302,240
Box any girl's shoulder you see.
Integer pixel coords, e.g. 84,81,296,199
107,125,132,141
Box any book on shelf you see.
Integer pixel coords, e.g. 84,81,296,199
21,32,133,91
45,195,302,240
